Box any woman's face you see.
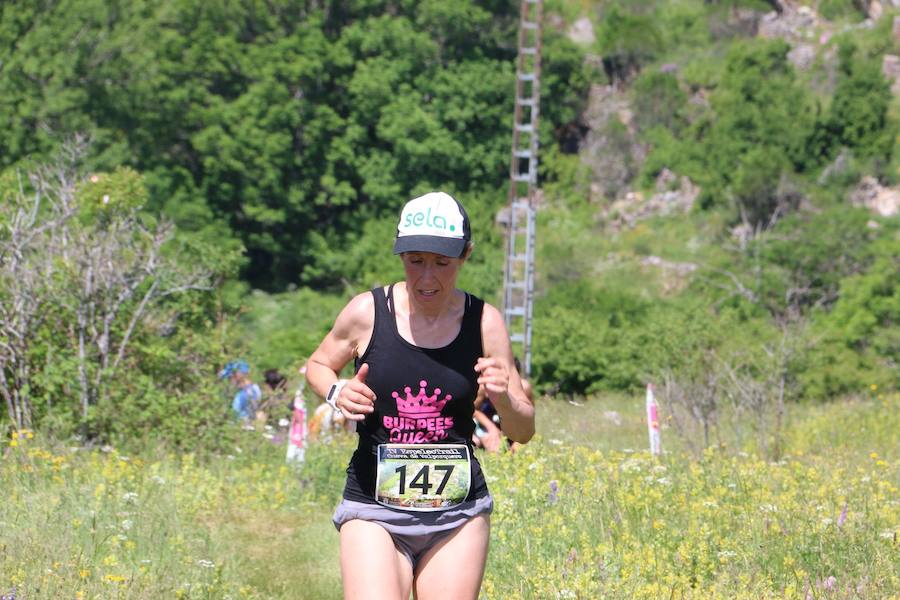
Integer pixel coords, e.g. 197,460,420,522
400,251,466,307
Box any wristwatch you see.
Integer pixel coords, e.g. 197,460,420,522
326,379,347,411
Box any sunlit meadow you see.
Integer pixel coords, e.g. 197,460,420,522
2,392,898,599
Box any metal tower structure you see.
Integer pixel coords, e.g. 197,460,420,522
502,0,543,378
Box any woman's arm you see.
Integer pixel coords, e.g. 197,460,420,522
305,292,376,422
476,303,535,443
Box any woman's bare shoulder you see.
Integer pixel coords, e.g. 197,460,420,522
334,290,377,337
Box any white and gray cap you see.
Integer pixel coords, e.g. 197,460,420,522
393,192,471,258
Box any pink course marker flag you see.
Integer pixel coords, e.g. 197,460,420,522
646,383,661,456
286,366,308,465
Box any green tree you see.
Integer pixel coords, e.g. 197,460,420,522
807,42,893,168
595,6,663,83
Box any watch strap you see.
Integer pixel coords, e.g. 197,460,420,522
326,379,348,411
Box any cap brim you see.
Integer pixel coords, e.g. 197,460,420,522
393,235,467,257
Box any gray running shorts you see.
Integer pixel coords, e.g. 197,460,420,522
332,494,493,569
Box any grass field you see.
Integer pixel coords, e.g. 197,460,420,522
2,392,898,599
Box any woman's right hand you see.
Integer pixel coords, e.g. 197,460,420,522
336,363,376,421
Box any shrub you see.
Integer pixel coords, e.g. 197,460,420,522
0,145,240,450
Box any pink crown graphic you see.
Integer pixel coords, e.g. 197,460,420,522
393,380,451,419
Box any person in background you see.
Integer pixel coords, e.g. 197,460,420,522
261,368,291,422
219,360,261,421
472,400,502,452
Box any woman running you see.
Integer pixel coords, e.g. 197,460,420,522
306,191,534,600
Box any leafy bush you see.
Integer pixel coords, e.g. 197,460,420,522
806,41,894,169
800,237,900,397
595,6,663,83
640,38,816,227
0,148,240,450
631,70,688,135
818,0,866,21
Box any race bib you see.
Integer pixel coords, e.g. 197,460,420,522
375,444,472,511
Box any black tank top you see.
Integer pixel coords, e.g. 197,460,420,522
342,284,490,504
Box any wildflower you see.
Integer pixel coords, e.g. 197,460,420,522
104,574,126,584
870,384,878,391
121,519,133,530
79,569,90,579
878,530,896,540
717,550,737,563
548,480,559,505
122,492,139,503
197,559,215,569
837,503,848,528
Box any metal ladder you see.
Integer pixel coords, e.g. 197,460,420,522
502,0,543,378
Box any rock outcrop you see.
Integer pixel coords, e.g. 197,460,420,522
850,177,900,217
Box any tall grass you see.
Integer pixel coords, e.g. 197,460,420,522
2,393,897,599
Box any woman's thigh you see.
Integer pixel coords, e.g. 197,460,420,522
413,515,490,600
340,519,413,600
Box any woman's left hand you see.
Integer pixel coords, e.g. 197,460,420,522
474,357,508,401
